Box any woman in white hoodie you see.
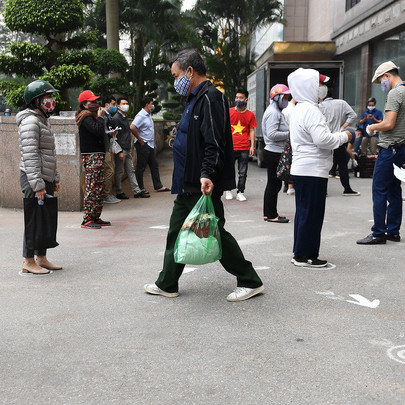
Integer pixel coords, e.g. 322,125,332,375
287,68,352,267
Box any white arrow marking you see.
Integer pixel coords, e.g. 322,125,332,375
346,294,380,308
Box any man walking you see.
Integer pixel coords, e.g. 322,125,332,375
111,97,150,199
225,89,257,202
357,61,405,245
319,86,360,196
130,97,170,194
143,49,264,301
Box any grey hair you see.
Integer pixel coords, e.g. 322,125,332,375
171,49,207,75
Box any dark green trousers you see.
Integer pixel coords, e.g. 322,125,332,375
156,192,263,293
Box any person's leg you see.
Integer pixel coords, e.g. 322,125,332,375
122,150,142,194
263,150,282,219
135,142,149,191
371,148,394,237
155,194,198,293
211,194,262,287
386,147,405,236
103,152,114,196
361,137,369,156
114,154,124,195
370,137,378,155
335,145,352,192
237,150,249,193
146,146,164,190
292,176,327,259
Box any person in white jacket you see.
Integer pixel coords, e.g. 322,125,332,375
287,68,352,267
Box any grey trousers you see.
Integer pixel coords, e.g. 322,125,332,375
114,150,142,195
20,171,55,258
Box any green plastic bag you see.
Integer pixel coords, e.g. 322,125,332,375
174,194,222,265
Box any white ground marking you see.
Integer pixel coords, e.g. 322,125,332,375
183,267,197,274
387,346,405,364
19,270,53,277
346,294,380,308
253,266,270,270
149,225,170,229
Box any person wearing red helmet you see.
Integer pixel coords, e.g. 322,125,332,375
76,90,111,229
262,84,291,223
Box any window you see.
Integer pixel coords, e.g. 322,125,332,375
346,0,361,11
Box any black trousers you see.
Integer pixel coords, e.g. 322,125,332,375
135,143,163,191
292,175,327,259
333,145,352,192
155,192,263,293
263,150,282,219
20,171,54,258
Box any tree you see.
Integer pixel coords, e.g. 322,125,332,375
188,0,284,99
0,0,96,108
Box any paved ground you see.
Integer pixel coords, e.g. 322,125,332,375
1,149,404,404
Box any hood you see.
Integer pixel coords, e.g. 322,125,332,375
287,68,319,106
15,108,44,126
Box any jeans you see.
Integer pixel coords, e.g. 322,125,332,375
135,143,163,191
263,150,282,219
155,192,263,293
114,150,142,195
233,150,249,193
292,175,328,259
371,146,405,237
20,171,55,258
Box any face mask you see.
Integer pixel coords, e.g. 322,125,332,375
381,78,390,93
108,105,117,114
174,69,192,96
278,98,288,110
4,112,10,116
41,97,56,113
87,102,100,112
120,104,129,113
318,85,328,101
149,105,155,113
235,100,247,108
367,106,375,111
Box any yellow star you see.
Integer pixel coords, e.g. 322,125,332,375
231,120,245,135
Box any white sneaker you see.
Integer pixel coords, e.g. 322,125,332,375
286,188,295,196
227,285,264,302
225,191,233,200
104,195,121,204
143,283,179,298
236,192,247,202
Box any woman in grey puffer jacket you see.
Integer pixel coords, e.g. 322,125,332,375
17,80,62,274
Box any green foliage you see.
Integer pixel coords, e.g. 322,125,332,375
0,81,26,107
92,48,129,76
88,77,133,97
9,42,51,61
4,0,84,35
42,65,93,89
64,31,99,49
162,111,181,120
56,50,95,66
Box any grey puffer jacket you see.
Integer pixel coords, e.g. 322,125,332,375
16,109,60,192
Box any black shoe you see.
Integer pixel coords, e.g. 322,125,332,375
291,256,328,268
343,190,361,196
356,234,386,245
134,191,150,198
116,193,129,200
386,234,400,242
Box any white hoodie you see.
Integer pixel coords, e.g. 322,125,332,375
287,68,349,178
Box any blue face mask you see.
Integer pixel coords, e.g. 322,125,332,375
109,105,117,114
381,79,390,94
235,100,247,108
174,69,192,96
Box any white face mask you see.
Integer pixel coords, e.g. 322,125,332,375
120,104,129,113
367,106,375,111
318,85,328,101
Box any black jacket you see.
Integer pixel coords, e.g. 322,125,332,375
79,115,106,154
183,81,236,193
111,111,132,151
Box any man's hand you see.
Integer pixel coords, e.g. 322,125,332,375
54,183,60,192
97,107,105,117
35,188,47,200
345,130,353,142
139,139,145,147
118,152,124,161
249,145,255,157
200,177,214,195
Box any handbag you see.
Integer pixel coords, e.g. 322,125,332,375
24,196,59,250
276,140,292,181
174,194,222,265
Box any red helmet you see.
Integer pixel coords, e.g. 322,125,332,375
270,84,291,100
78,90,100,103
